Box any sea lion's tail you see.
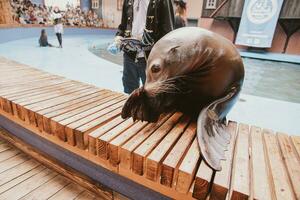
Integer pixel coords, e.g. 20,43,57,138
197,86,240,171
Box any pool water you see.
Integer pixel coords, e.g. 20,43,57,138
0,31,299,135
90,44,300,104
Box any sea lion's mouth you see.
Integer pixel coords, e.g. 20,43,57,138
121,87,162,122
121,76,187,122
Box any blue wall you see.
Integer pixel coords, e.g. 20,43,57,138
80,0,91,12
31,0,44,5
0,27,116,44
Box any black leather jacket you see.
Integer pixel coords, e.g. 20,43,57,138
116,0,175,58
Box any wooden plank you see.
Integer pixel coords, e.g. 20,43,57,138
0,76,63,108
0,165,46,194
49,92,120,124
132,112,183,175
0,67,30,72
277,133,300,199
24,86,99,126
12,86,89,121
26,86,99,111
0,66,30,72
145,116,190,182
12,82,85,107
38,89,108,116
249,126,272,200
229,123,250,200
0,74,58,89
50,93,122,139
10,81,78,105
12,82,82,120
0,153,29,173
0,73,54,86
0,76,62,94
0,169,57,200
109,121,149,167
263,129,295,200
0,148,20,162
0,76,62,96
74,107,124,149
27,87,101,114
1,78,66,113
23,85,94,126
34,89,105,132
65,100,125,147
0,66,27,71
0,66,38,74
0,65,29,70
3,80,72,108
97,119,136,159
48,183,86,200
161,122,196,187
193,161,213,200
19,175,71,200
41,91,113,134
0,159,40,185
119,114,172,170
0,127,113,199
0,143,11,153
210,122,238,200
0,75,55,87
61,96,125,129
74,191,98,200
52,93,123,141
291,136,300,160
88,116,125,155
175,138,200,194
1,79,68,100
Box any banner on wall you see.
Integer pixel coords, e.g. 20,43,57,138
236,0,284,48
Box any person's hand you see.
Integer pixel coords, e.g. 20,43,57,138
107,36,123,55
114,36,123,47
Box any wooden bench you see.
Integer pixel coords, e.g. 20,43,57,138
0,57,299,200
0,135,116,200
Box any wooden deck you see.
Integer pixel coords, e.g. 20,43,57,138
0,57,299,200
0,137,104,200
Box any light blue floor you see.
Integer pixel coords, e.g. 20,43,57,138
0,30,299,135
239,50,300,64
0,35,124,92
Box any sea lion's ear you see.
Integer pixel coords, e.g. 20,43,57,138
165,45,181,65
168,45,180,54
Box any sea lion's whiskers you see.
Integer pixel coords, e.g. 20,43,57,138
145,75,186,96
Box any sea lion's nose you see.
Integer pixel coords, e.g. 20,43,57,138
151,64,161,73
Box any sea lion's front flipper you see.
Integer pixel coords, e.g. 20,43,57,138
197,86,241,171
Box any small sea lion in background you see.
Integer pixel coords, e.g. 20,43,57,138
121,27,245,171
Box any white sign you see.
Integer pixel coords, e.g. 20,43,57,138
236,0,284,48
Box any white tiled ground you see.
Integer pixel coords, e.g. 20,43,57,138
0,35,299,135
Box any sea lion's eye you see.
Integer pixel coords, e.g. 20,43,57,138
151,64,161,73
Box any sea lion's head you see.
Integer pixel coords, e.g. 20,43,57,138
121,36,193,122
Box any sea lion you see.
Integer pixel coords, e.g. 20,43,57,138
121,27,244,171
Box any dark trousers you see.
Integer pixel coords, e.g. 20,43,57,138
122,53,146,94
56,33,62,47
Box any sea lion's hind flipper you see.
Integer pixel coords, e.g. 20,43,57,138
197,86,240,171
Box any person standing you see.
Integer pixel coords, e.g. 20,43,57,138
174,0,187,29
52,7,63,48
115,0,175,94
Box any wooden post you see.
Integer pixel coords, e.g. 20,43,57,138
0,0,13,24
